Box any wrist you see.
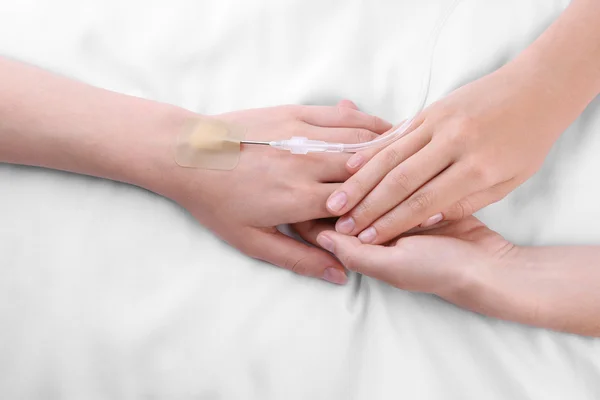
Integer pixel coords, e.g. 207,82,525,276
121,102,200,199
439,245,524,320
447,246,570,332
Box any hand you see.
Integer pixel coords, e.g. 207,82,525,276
325,65,572,245
0,57,392,284
317,218,600,336
317,217,514,297
166,102,391,284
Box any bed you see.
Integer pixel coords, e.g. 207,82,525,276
2,0,600,398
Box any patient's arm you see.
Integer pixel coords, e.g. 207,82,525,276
0,56,392,284
316,218,600,337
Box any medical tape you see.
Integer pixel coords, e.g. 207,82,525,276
174,117,244,171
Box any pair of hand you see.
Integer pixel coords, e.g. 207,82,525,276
324,66,563,245
171,60,566,287
172,64,559,286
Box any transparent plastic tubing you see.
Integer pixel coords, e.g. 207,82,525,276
269,0,463,155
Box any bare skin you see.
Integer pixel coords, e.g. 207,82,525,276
316,218,600,337
326,0,600,245
0,56,391,285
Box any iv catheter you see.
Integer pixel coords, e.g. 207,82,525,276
241,0,463,155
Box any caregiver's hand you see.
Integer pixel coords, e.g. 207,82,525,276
317,218,600,337
0,56,391,285
326,0,600,245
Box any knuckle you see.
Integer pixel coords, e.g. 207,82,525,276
299,188,329,216
441,114,478,148
444,127,468,149
408,191,434,214
375,213,397,232
291,119,310,136
450,199,470,220
286,183,306,204
459,198,474,218
284,104,302,119
465,159,495,186
336,105,352,121
369,115,379,131
285,256,310,276
349,176,370,198
388,170,412,195
452,113,479,133
355,128,377,143
340,252,361,273
382,146,403,167
353,197,373,217
304,184,327,204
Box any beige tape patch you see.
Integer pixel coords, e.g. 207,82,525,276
174,117,244,171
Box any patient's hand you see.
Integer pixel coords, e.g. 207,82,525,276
0,57,391,285
165,102,391,284
317,218,600,337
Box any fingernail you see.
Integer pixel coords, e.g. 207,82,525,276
317,234,334,252
358,227,377,243
323,268,348,285
420,213,443,228
347,154,364,169
335,216,355,234
327,192,347,212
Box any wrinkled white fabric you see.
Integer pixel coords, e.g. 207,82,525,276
1,0,600,399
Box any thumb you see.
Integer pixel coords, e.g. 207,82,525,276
431,181,514,225
247,228,348,285
336,99,359,110
316,230,399,281
317,231,455,294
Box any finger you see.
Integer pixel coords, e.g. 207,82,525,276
287,143,350,184
317,230,455,294
408,216,488,240
316,230,395,279
336,140,454,235
247,228,348,285
304,100,379,182
314,154,353,183
292,219,336,247
336,99,359,110
438,180,514,222
357,163,481,244
306,125,381,183
301,98,383,183
325,124,431,216
305,125,379,144
318,231,456,293
299,105,392,133
292,183,341,222
345,117,426,173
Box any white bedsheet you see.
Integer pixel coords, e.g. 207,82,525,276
2,0,600,398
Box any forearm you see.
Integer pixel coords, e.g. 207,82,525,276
495,0,600,138
521,0,600,96
464,246,600,337
0,57,194,197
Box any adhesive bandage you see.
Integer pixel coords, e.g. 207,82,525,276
174,117,244,171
